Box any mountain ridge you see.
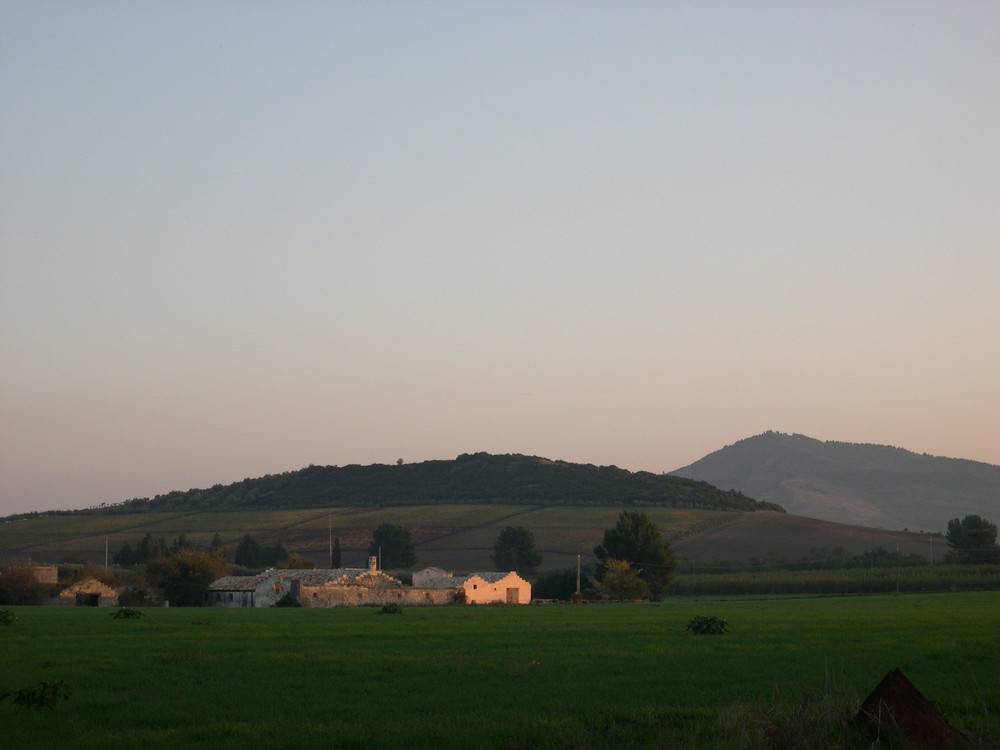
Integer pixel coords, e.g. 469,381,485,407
671,432,1000,532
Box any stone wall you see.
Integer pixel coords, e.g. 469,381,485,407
298,583,456,607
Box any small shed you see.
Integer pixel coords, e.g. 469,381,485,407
59,578,118,607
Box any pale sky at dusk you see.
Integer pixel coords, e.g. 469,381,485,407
2,2,998,516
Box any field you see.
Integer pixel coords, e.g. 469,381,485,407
2,592,998,749
1,505,935,570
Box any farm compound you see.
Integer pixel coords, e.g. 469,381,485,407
207,559,531,608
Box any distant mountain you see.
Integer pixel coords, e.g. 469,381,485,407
671,432,1000,532
41,452,783,518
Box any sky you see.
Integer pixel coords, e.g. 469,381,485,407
2,2,998,516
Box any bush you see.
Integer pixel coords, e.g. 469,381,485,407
0,609,17,626
686,615,728,635
111,607,143,620
378,604,402,614
2,680,71,710
272,592,301,608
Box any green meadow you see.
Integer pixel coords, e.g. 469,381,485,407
2,592,997,749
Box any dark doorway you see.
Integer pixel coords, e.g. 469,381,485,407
76,593,100,607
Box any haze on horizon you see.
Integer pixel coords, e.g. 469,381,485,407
2,3,998,516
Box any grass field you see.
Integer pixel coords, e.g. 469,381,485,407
2,592,997,749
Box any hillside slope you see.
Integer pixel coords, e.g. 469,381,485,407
1,504,931,570
671,432,1000,532
671,511,935,563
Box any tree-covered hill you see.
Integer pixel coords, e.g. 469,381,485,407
27,453,783,517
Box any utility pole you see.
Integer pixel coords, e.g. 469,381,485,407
329,517,333,569
576,554,581,596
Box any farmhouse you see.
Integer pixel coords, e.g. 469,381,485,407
59,578,118,607
413,568,532,605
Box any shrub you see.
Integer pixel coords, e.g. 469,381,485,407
117,586,155,607
2,680,71,710
686,615,728,635
378,604,402,614
111,607,143,620
0,609,17,626
272,592,301,608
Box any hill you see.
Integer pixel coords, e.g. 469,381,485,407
671,432,1000,532
13,452,782,518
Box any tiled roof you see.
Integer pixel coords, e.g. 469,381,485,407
209,568,400,591
208,574,268,591
416,576,463,589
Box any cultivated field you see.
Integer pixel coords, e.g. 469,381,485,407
1,505,934,570
2,592,997,749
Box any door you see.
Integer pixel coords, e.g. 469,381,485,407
506,587,519,604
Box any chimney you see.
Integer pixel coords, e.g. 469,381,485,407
368,555,378,572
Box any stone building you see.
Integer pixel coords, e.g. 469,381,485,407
59,578,118,607
207,557,445,608
412,568,532,605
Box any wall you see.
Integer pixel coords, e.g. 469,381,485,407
298,584,455,607
462,573,531,605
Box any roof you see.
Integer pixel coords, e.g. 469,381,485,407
208,568,400,591
208,574,268,591
416,576,463,590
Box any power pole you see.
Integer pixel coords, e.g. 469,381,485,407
576,554,581,596
329,517,333,568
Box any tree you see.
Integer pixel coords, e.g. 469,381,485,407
147,550,229,606
276,554,316,570
594,510,676,600
946,515,999,564
599,559,649,601
260,541,289,567
532,568,593,601
113,542,137,568
368,523,416,569
137,533,169,564
209,533,225,557
234,534,263,569
169,533,195,554
491,526,542,575
0,564,42,605
331,537,342,568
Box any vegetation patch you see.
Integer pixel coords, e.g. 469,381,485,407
111,607,143,620
2,680,71,710
686,615,729,635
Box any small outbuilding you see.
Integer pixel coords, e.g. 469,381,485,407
59,578,118,607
